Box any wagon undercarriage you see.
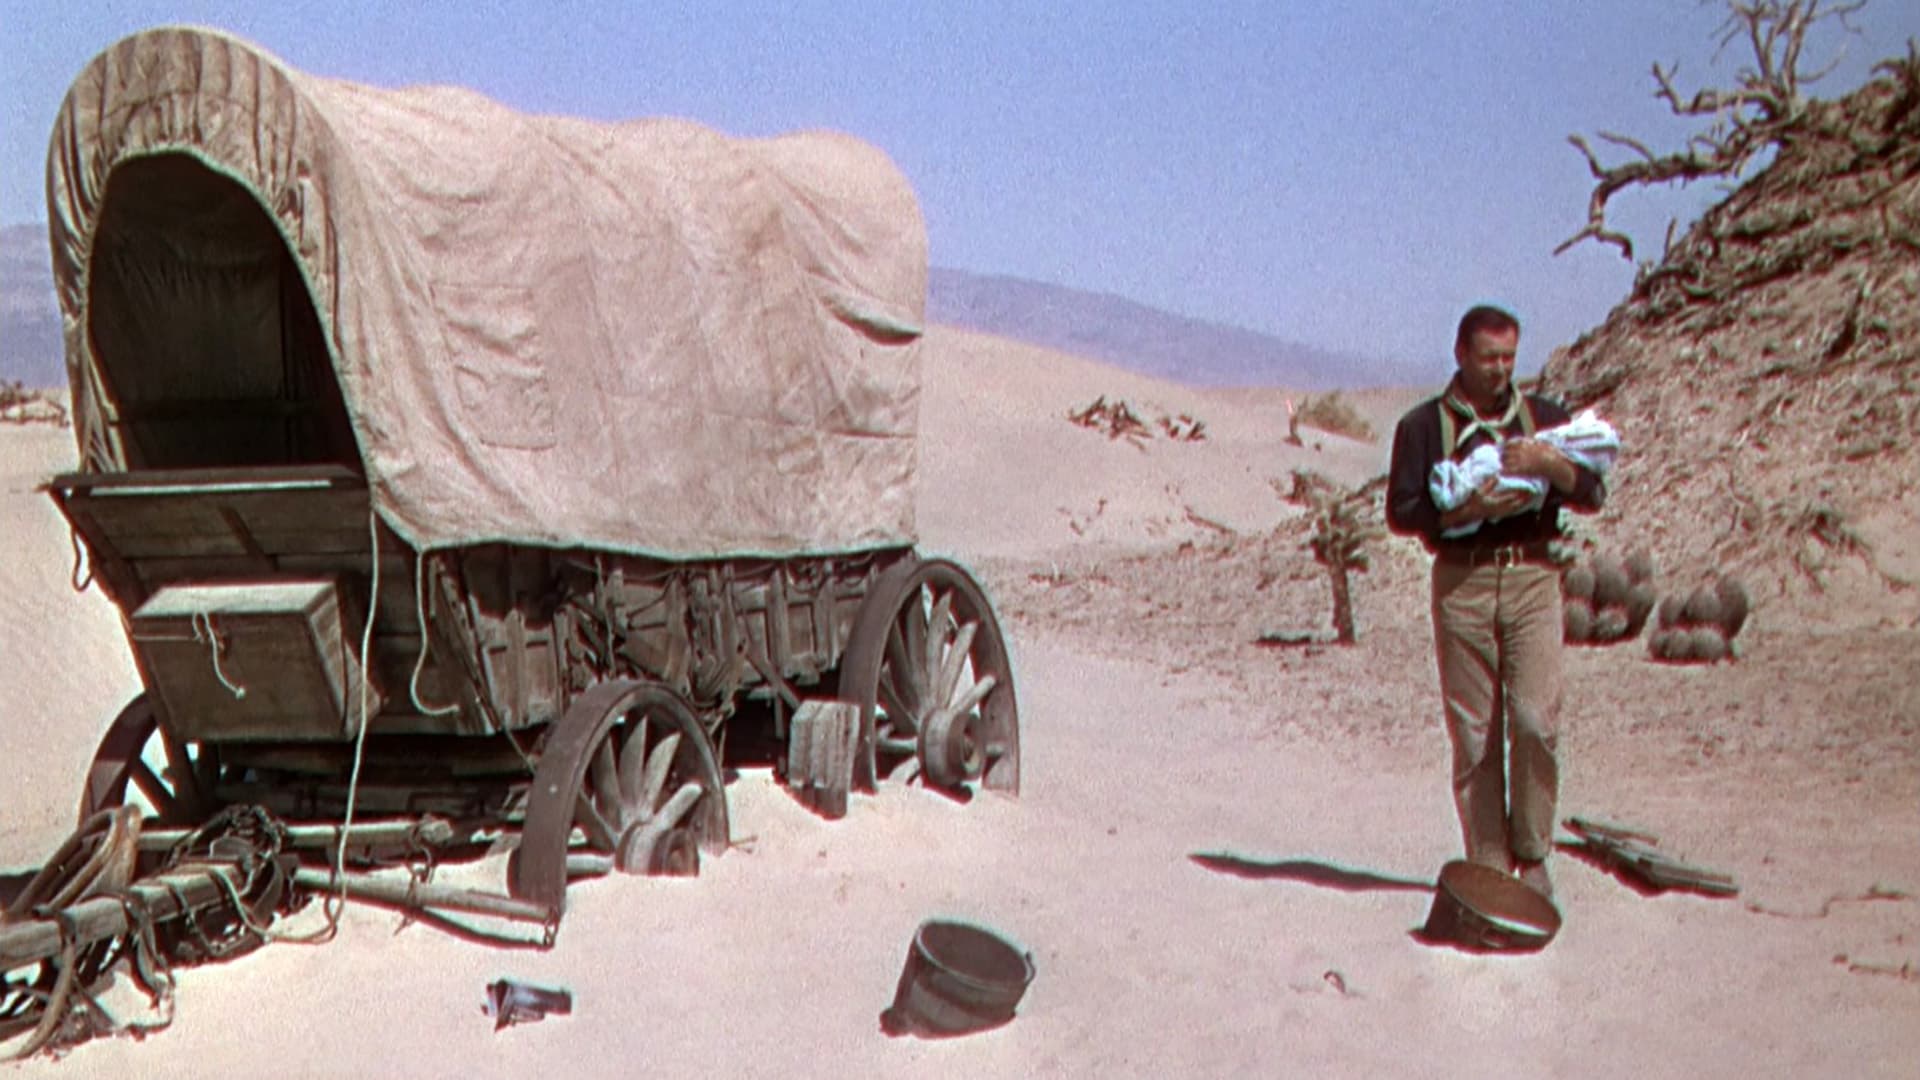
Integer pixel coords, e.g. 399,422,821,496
46,463,1019,896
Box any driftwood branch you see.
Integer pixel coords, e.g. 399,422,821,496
1558,0,1865,261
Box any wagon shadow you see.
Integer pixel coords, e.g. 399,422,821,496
0,869,31,911
1188,851,1435,893
373,903,554,951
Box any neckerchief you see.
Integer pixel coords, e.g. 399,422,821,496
1441,377,1524,459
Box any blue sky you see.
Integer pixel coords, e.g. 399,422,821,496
3,1,1916,381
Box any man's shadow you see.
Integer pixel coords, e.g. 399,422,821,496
1188,852,1435,893
1192,852,1564,954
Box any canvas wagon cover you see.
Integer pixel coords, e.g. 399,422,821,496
46,26,925,558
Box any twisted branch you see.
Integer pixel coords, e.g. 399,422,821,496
1558,0,1868,261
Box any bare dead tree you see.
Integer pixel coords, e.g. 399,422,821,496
1558,0,1869,261
1291,471,1387,645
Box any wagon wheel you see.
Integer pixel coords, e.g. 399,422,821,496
509,681,729,913
840,557,1019,797
76,693,213,827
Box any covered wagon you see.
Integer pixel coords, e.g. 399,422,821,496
35,26,1020,917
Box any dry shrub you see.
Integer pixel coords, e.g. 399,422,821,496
1069,396,1206,444
1715,576,1751,637
1565,548,1657,644
1649,628,1674,659
1563,565,1596,603
1625,582,1657,636
1648,573,1749,664
1658,593,1687,629
1564,598,1593,642
1592,554,1632,609
1294,392,1376,443
1297,471,1385,645
1624,549,1656,584
0,380,70,428
1671,629,1695,660
1068,396,1152,443
1689,626,1730,662
1682,585,1723,627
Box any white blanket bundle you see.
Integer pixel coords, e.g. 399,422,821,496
1429,409,1618,538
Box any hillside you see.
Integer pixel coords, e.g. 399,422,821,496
928,267,1401,389
0,224,62,388
1541,52,1920,624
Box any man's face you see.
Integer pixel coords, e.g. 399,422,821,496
1455,326,1519,403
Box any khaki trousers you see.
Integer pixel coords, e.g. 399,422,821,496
1430,559,1563,867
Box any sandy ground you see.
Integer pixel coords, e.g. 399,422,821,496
3,327,1917,1077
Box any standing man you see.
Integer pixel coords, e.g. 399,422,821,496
1386,305,1606,901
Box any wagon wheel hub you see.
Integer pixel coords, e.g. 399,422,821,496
630,826,699,876
919,707,986,787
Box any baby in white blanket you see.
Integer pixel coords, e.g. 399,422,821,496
1429,409,1618,538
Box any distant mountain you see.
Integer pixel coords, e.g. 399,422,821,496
927,267,1399,390
0,225,63,388
1,223,1397,391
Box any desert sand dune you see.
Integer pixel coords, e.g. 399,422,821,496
916,327,1402,562
1,329,1915,1078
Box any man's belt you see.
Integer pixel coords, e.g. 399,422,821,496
1436,541,1556,569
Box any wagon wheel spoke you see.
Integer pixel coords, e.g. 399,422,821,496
590,739,623,830
639,732,683,816
876,673,915,737
162,728,210,811
933,620,979,716
887,606,926,722
574,792,619,851
127,759,175,814
945,673,998,727
900,602,928,694
649,781,705,833
616,716,650,816
924,591,954,690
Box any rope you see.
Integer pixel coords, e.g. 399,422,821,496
113,894,175,1011
0,914,82,1062
191,612,248,701
161,881,221,962
408,550,460,717
67,524,93,593
321,507,385,937
5,809,137,918
501,723,538,774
